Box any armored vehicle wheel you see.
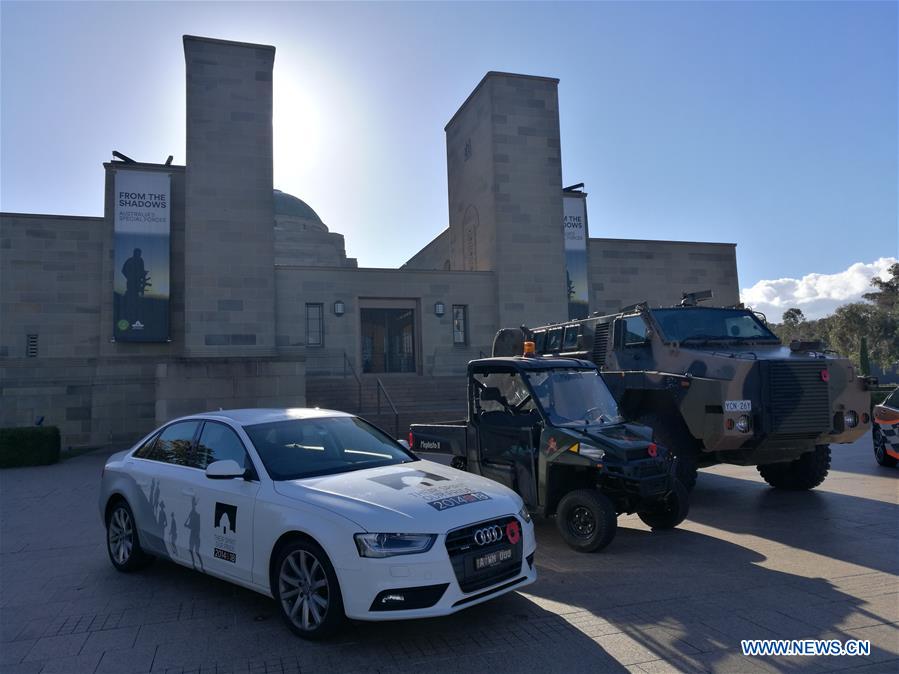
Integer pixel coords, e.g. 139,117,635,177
757,444,831,490
873,426,897,467
638,480,690,530
637,413,699,492
555,489,617,553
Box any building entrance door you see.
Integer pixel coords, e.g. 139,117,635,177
361,308,417,373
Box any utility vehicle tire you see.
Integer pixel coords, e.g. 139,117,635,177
637,412,699,492
638,480,690,530
273,538,345,640
106,500,153,572
757,445,831,490
555,489,617,553
873,426,897,467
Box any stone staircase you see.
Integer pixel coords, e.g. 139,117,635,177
305,374,468,437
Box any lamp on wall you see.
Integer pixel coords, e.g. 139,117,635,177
333,300,345,316
434,302,446,317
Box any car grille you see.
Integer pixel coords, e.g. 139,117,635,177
445,515,522,594
767,361,831,437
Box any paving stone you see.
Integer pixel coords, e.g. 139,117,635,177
22,631,89,661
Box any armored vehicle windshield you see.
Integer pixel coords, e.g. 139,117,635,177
526,368,623,427
650,307,779,344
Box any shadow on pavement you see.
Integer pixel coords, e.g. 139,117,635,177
687,470,899,577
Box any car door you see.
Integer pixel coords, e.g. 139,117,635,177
127,420,202,563
181,420,259,584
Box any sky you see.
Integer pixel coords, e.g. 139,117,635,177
2,1,896,319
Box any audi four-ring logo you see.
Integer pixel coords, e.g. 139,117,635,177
473,525,503,546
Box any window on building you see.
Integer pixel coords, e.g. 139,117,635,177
306,303,323,347
452,305,468,345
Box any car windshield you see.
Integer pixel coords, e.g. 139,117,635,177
651,308,779,343
243,416,416,481
526,369,623,427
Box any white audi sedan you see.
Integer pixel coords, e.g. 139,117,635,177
99,409,536,638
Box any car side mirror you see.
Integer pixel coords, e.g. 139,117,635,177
205,459,244,480
397,439,411,450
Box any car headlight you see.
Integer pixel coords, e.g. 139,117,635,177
843,410,858,428
354,533,437,558
518,504,532,524
736,414,752,433
578,444,605,461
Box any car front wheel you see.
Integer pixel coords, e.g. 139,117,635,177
106,500,152,572
874,425,898,467
273,539,345,640
638,480,690,530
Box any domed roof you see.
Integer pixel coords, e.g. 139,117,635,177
273,189,323,223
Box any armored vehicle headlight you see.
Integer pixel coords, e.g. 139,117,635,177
736,415,752,433
843,411,859,428
354,533,437,558
579,444,606,461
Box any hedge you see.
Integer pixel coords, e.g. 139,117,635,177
0,426,61,468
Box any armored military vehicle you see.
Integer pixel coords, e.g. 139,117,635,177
492,293,872,491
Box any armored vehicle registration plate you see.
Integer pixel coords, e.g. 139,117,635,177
725,400,752,412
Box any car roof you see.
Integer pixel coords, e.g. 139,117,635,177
469,356,596,371
182,408,354,426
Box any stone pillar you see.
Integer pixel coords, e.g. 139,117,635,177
445,72,568,329
183,35,277,356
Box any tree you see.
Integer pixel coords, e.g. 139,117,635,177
863,262,899,310
859,336,871,376
782,307,805,328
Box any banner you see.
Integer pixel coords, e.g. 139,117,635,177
563,195,589,320
113,170,171,342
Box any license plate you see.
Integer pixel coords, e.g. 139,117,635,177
724,400,752,412
474,547,512,570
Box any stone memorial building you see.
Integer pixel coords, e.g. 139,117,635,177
0,35,739,448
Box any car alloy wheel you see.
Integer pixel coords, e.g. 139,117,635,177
108,505,134,565
279,549,330,632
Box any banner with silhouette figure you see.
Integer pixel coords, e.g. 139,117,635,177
113,170,171,342
563,194,590,320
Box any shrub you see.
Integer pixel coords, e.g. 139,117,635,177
0,426,61,468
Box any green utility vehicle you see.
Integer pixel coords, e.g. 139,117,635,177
409,355,688,552
494,293,872,491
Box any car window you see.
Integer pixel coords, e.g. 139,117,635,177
133,432,160,460
562,325,580,350
622,316,648,346
546,328,563,352
473,372,537,415
244,416,415,480
194,422,252,471
151,421,200,466
884,388,899,409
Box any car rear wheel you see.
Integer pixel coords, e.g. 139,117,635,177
106,500,152,572
873,425,898,467
638,480,690,530
273,539,345,640
555,489,617,553
757,444,831,490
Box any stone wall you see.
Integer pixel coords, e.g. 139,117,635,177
1,213,104,359
275,266,497,376
446,72,568,329
183,36,277,356
403,228,450,270
589,238,740,314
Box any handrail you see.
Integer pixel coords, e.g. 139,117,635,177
343,352,362,412
376,377,400,438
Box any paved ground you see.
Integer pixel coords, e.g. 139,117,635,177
1,436,897,674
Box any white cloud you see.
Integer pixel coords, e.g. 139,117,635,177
741,257,898,321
